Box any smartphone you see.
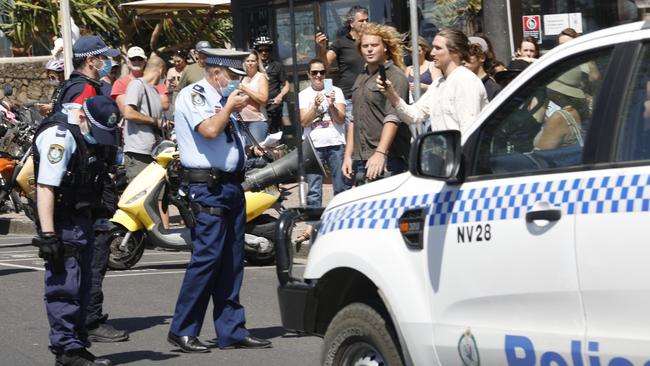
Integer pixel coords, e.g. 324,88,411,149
378,64,387,84
324,79,333,94
315,25,322,34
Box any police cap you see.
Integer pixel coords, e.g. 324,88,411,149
200,48,248,76
73,35,120,59
82,96,120,146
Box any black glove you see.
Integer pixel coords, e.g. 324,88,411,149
32,233,65,273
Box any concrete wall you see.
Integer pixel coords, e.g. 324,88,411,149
0,56,55,104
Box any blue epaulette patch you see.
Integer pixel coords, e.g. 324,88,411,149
55,124,67,138
192,84,205,94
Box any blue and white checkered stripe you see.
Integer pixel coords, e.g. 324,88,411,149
319,173,650,235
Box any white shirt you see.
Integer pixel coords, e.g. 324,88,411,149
299,85,346,148
395,66,488,134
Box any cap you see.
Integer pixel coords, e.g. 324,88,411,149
547,66,586,99
195,41,212,51
200,48,249,76
127,46,147,60
468,36,489,53
73,35,119,59
253,35,274,49
82,96,120,146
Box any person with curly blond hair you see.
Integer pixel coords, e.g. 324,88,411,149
381,28,488,134
342,23,411,185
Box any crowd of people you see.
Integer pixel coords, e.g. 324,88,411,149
29,5,592,364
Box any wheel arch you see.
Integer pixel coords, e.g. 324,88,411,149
313,267,415,366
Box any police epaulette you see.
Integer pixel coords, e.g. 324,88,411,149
192,84,205,94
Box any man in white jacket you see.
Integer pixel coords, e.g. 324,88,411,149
380,28,488,134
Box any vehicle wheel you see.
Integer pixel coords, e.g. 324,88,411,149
244,214,276,266
322,302,404,366
107,226,144,270
21,198,35,222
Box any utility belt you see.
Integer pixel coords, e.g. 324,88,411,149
182,167,245,186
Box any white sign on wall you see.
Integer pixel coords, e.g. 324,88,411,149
543,12,583,36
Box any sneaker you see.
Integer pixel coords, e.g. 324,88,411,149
55,349,112,366
87,323,129,343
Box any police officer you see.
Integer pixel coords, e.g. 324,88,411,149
54,35,118,112
168,48,272,353
54,35,129,343
33,95,120,365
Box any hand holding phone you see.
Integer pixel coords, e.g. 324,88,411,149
378,64,387,86
324,79,333,95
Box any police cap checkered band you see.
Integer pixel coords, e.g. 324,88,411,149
83,101,115,132
200,48,249,74
73,35,120,59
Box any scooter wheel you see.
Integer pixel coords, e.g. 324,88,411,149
244,214,276,266
107,226,144,270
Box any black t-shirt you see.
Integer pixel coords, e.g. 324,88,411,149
481,74,502,101
263,59,287,100
330,33,365,99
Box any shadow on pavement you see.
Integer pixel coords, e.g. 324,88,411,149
206,326,288,345
0,267,37,276
131,263,188,271
105,350,180,364
249,326,287,339
109,315,172,334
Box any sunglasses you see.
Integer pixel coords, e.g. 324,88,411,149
258,48,271,53
129,57,145,62
309,70,326,76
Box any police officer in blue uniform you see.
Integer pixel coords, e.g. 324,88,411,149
33,96,120,366
168,48,272,353
54,35,129,343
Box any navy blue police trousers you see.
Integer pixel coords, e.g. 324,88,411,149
45,214,94,354
170,181,250,348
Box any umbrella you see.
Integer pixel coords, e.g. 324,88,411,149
120,0,230,16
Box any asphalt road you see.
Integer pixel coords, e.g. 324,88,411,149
0,235,321,366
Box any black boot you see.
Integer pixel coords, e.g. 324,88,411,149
87,323,129,343
55,349,112,366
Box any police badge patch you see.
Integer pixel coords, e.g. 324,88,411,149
47,144,65,164
191,92,206,106
458,330,480,366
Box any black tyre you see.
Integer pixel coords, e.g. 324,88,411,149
107,226,145,270
322,302,404,366
20,198,36,222
244,214,276,266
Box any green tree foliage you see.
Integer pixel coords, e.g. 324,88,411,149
0,0,232,55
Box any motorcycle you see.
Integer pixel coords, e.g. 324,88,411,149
0,99,38,220
108,136,325,270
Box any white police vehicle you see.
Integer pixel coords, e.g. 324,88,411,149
275,21,650,366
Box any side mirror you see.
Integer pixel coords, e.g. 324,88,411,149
409,130,461,181
3,83,12,97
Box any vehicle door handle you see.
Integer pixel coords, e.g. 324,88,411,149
525,207,562,222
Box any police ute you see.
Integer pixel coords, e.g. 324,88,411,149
274,21,650,366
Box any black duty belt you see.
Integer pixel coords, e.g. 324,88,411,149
183,168,245,184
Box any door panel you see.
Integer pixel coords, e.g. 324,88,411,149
428,173,583,364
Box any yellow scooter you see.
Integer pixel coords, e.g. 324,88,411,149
107,140,285,270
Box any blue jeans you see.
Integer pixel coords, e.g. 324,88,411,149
244,120,268,145
307,144,347,207
352,157,408,186
344,98,353,131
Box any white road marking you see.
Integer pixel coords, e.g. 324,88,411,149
0,262,43,271
0,249,39,254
